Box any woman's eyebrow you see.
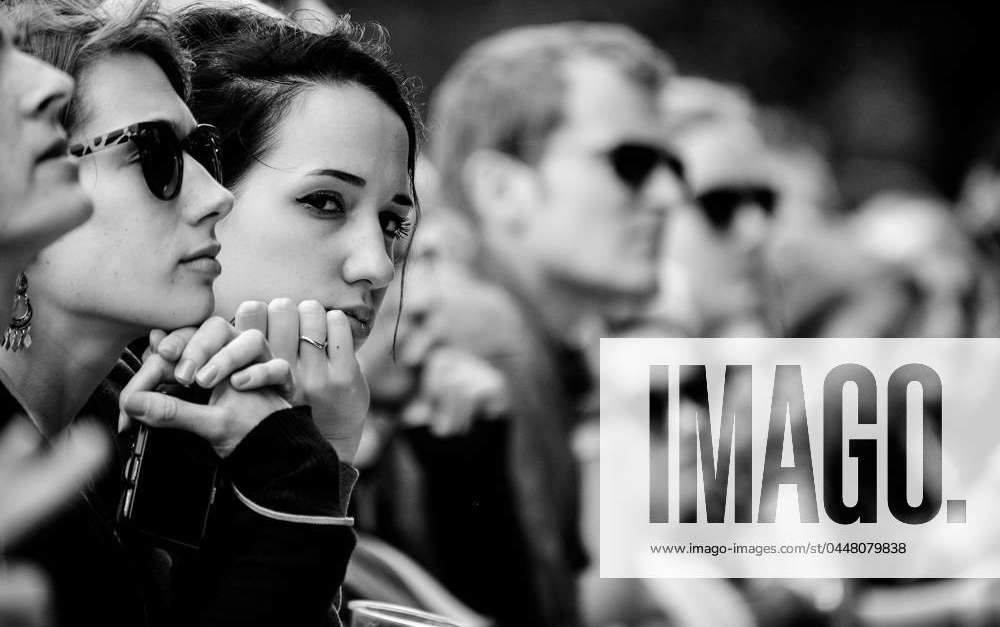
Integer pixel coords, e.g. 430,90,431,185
308,168,366,187
130,117,194,138
308,168,412,206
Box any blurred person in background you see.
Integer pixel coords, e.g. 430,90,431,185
356,159,510,470
656,76,780,337
428,22,685,627
848,191,1000,337
766,190,1000,624
955,133,1000,325
758,106,842,234
0,13,110,626
646,77,867,627
351,184,513,625
354,157,551,623
956,136,1000,249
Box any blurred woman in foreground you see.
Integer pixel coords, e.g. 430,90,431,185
0,12,108,626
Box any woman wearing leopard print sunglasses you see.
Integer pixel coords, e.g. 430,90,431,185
0,1,353,625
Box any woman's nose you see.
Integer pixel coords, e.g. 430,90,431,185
342,219,396,289
181,152,234,226
19,51,73,122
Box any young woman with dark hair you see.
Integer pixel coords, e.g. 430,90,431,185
119,5,422,624
1,1,362,625
148,4,421,469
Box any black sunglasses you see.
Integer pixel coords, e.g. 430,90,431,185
68,121,222,201
605,142,686,191
695,185,778,231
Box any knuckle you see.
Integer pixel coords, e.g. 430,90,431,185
158,337,184,357
159,397,179,424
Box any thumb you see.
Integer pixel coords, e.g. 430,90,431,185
122,391,222,443
119,355,175,433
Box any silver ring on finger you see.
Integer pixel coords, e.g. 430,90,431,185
299,335,328,351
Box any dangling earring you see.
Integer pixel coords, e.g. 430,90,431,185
2,273,33,352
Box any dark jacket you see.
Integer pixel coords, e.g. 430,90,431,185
355,270,587,627
0,352,357,626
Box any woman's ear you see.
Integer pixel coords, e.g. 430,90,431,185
462,149,539,238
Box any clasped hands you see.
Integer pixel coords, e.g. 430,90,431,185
119,299,368,463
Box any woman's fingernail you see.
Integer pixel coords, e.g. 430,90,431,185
196,364,219,388
159,341,181,361
231,372,251,388
122,395,146,417
175,359,196,385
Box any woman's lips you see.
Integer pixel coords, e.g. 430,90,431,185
328,306,374,347
179,256,222,277
179,242,222,276
345,313,371,345
36,157,80,183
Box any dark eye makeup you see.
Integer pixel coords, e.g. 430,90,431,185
297,190,347,215
380,211,412,241
297,190,412,242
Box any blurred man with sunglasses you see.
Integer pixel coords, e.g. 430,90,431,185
433,23,685,329
659,76,781,336
419,23,684,627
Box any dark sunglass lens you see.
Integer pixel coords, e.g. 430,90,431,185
610,144,658,189
752,187,778,214
697,190,741,230
663,151,686,183
186,126,223,184
137,124,181,200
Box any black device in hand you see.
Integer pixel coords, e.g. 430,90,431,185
119,424,221,551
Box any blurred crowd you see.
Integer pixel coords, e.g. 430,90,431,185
4,0,1000,626
346,16,1000,627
